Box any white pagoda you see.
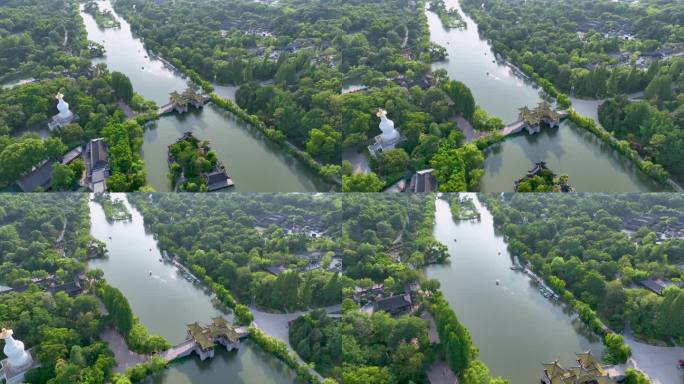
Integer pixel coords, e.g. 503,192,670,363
368,109,401,158
48,92,75,131
0,329,36,384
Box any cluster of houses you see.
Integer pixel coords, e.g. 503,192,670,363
263,250,342,276
353,282,421,317
253,213,328,238
621,214,684,241
12,138,110,193
0,274,86,297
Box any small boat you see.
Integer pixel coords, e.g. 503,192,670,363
108,236,112,239
149,271,152,276
495,279,500,285
149,248,152,251
453,239,457,242
486,72,490,76
159,259,162,262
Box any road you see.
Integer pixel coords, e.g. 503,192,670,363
625,330,684,384
249,303,342,381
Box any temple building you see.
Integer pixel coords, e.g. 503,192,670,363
408,169,437,192
373,294,413,317
48,93,75,131
0,329,38,384
84,138,110,193
185,317,241,360
541,351,626,384
368,109,402,158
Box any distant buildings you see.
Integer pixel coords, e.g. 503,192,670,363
0,275,86,297
638,277,679,296
621,214,684,240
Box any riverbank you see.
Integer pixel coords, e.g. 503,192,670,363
80,0,330,192
427,1,666,192
106,0,339,191
427,195,603,382
444,1,674,191
209,94,341,189
88,195,303,383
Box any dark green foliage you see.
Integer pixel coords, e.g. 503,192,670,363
483,193,684,345
0,0,91,82
430,294,475,374
342,307,429,384
127,194,342,312
110,72,134,104
289,309,341,379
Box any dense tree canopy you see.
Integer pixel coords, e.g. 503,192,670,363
483,193,684,345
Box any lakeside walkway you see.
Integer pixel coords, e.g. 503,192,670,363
250,303,342,381
100,328,149,373
426,361,459,384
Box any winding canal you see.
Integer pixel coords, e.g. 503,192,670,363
427,0,663,192
88,194,297,383
80,1,326,192
426,195,603,383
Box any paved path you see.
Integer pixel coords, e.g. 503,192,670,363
426,361,459,384
421,311,440,343
250,303,342,381
100,328,149,373
451,115,486,143
343,148,371,174
160,339,195,361
625,331,684,384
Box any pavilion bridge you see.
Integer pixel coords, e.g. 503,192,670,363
157,88,210,115
501,102,568,136
158,317,249,362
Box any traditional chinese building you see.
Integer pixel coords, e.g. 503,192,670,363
541,351,625,384
185,317,241,361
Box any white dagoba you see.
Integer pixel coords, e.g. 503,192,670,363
1,329,32,370
376,109,400,143
56,93,74,121
368,109,401,158
48,92,75,130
